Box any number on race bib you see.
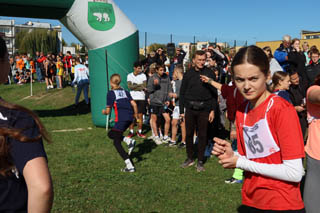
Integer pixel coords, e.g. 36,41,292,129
252,134,264,153
244,128,264,154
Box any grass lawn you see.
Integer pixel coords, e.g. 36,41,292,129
0,82,242,213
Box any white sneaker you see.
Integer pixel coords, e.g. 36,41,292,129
121,167,136,173
162,136,170,144
128,139,136,155
153,137,163,145
147,135,154,140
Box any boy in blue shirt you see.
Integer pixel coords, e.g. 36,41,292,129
102,74,138,172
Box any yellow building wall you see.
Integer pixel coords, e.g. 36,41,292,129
256,38,320,53
301,32,320,39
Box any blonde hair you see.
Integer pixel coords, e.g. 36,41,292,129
149,63,157,75
173,65,184,76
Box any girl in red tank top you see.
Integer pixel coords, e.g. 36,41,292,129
212,46,305,212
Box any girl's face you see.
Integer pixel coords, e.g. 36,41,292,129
233,63,269,104
293,40,300,51
172,70,177,80
279,75,291,90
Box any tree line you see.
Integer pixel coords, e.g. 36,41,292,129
15,29,64,56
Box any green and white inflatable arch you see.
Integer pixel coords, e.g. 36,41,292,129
0,0,139,127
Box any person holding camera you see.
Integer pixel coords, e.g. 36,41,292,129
179,50,218,172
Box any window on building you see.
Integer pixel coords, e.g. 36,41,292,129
0,27,10,34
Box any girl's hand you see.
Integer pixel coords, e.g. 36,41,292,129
219,155,239,169
212,137,234,160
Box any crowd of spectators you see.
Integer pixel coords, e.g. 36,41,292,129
126,35,320,182
6,51,89,90
123,37,320,211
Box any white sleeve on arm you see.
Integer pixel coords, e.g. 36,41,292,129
73,69,79,84
236,156,305,182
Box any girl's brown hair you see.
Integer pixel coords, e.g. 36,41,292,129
271,71,289,91
0,37,51,176
231,45,270,77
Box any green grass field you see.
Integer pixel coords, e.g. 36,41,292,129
0,82,242,213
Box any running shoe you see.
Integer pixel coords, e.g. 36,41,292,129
178,142,186,149
196,161,205,172
224,177,243,184
162,137,170,144
128,139,136,155
121,167,136,173
153,137,163,145
168,141,177,147
181,158,195,168
136,132,146,139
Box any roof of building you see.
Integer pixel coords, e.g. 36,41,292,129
301,30,320,34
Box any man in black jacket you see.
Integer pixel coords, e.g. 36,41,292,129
288,71,308,141
179,50,217,172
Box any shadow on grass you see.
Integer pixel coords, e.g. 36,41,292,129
34,100,91,117
131,138,157,163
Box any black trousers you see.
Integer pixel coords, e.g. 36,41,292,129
108,130,128,160
185,108,209,162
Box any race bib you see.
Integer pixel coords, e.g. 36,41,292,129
243,119,280,159
114,90,127,100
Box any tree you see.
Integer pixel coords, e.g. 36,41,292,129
62,39,67,47
189,44,196,61
148,43,166,53
80,45,87,54
139,54,146,61
16,29,60,56
70,42,79,53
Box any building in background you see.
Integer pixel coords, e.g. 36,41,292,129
0,19,62,55
256,30,320,53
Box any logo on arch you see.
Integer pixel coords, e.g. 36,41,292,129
88,2,116,31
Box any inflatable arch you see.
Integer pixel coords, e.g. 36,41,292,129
0,0,139,127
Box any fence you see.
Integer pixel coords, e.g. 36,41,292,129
138,31,248,55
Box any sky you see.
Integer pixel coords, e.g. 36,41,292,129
1,0,320,46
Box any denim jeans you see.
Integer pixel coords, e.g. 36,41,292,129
36,66,42,81
75,79,89,105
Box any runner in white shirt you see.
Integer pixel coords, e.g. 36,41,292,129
72,58,90,107
127,61,147,138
